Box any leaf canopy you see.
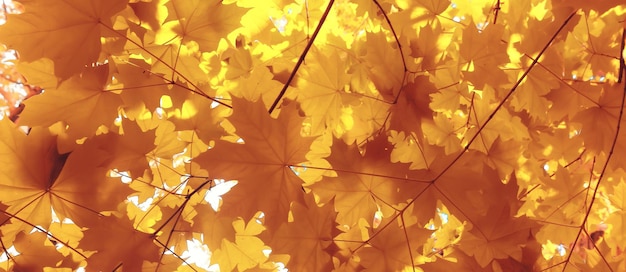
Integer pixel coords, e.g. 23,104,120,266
0,0,625,271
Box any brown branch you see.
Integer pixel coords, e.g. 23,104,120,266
370,0,412,106
268,0,335,114
155,206,195,272
518,150,585,201
151,179,212,236
430,11,578,184
561,27,626,272
372,0,408,72
153,238,199,272
400,214,416,269
619,27,625,83
493,0,502,24
290,164,432,183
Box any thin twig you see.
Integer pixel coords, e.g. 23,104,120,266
0,210,88,260
151,179,212,236
100,24,231,108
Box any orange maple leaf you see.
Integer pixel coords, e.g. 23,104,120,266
79,214,161,271
195,97,315,229
18,65,122,139
267,194,340,271
0,118,133,231
357,216,432,271
0,0,127,78
11,231,78,271
309,135,429,226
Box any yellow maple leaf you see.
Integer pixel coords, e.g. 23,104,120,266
157,0,247,51
212,217,270,271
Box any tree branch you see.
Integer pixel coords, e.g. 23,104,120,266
268,0,335,114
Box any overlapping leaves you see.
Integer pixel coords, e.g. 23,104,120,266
0,0,625,271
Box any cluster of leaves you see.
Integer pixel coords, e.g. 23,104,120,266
0,0,38,120
0,0,625,271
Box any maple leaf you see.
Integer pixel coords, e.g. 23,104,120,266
212,217,270,271
510,55,560,120
294,48,360,137
0,0,127,79
90,119,156,179
11,231,78,271
190,203,237,251
165,94,227,150
309,135,429,226
421,112,463,155
573,83,624,154
428,79,469,115
148,198,218,270
459,22,509,89
0,0,625,271
223,55,286,109
195,97,315,229
356,216,432,271
357,31,406,101
0,118,132,231
483,137,524,180
388,130,436,170
266,194,340,271
464,98,530,153
552,0,621,15
605,216,624,259
435,169,541,267
546,81,601,121
129,42,210,86
410,24,450,71
515,8,579,57
113,61,194,119
535,166,590,221
389,76,437,135
18,65,122,139
157,0,247,52
459,203,537,268
79,214,161,271
15,58,58,90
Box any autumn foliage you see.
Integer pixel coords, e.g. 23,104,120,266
0,0,625,271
